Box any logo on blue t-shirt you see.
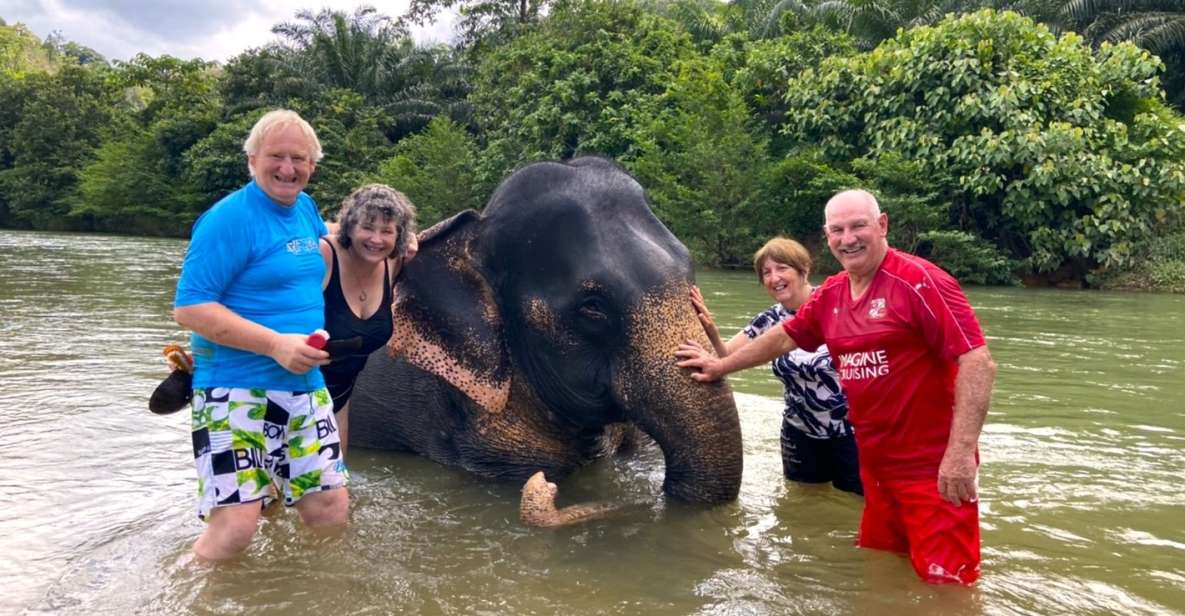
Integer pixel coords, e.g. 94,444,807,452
286,237,319,255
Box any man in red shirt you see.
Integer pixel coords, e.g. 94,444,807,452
677,189,996,585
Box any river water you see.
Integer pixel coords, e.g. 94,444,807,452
1,229,1182,615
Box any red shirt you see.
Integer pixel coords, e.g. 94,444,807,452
783,249,986,480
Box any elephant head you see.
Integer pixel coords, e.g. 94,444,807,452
349,157,742,504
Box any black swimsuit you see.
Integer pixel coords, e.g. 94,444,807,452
321,242,393,410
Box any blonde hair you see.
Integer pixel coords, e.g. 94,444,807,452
753,237,812,282
242,109,323,166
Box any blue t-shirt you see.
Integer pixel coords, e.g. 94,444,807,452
175,180,329,391
743,303,852,439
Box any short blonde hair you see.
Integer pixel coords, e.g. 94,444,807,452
242,109,323,163
753,237,811,282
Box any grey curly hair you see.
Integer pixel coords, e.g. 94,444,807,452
335,184,417,260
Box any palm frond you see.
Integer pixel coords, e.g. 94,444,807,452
1097,12,1185,51
760,0,810,36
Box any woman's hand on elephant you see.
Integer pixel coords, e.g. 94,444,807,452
269,333,331,375
676,341,725,382
405,232,419,262
690,287,728,358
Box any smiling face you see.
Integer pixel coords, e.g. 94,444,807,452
758,258,809,309
248,124,316,206
824,191,889,281
349,216,398,263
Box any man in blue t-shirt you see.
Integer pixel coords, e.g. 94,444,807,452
174,109,349,561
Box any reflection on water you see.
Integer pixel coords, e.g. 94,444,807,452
1,230,1183,615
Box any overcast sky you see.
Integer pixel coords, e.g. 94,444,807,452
0,1,458,63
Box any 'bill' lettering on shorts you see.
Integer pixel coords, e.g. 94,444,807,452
316,418,337,440
235,448,264,470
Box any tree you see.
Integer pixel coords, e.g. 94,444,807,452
641,0,747,47
1059,0,1185,53
784,10,1185,280
272,6,402,99
263,8,474,142
218,44,310,115
730,25,857,151
67,54,222,234
1056,0,1185,106
71,122,188,234
182,112,261,210
0,21,53,77
373,116,482,225
470,0,697,185
42,32,105,66
630,59,770,267
112,54,218,123
401,0,552,50
297,89,396,214
378,40,475,140
0,64,116,229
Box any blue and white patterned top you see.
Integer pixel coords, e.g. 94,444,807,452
743,303,853,439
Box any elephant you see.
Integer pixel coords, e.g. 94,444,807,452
348,157,743,504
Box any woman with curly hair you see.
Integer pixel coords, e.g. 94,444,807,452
320,184,418,456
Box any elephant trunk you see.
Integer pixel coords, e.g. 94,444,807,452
642,381,743,503
617,285,743,504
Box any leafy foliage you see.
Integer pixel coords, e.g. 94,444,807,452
296,89,397,215
0,64,117,229
784,10,1185,276
631,59,770,267
3,5,1185,290
0,22,54,77
470,0,696,185
1092,229,1185,291
401,0,553,50
272,6,403,98
372,116,482,224
730,25,857,151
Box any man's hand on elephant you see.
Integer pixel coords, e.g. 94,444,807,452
675,341,725,382
937,446,978,507
269,333,330,375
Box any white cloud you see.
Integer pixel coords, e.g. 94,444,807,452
0,0,457,63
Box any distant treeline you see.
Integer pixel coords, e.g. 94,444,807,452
1,1,1183,290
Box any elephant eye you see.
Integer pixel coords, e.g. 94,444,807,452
577,297,609,321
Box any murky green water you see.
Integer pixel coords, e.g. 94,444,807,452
1,229,1182,615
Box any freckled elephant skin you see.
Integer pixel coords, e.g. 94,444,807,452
520,471,619,527
349,157,743,503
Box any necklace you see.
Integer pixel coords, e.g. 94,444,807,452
346,247,373,303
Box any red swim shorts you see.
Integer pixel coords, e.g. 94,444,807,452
857,469,981,585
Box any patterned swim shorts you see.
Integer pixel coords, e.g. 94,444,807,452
191,387,349,520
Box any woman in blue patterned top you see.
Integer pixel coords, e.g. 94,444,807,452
691,237,862,495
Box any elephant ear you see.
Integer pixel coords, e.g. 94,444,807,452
388,210,510,413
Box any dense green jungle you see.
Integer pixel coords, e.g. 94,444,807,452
2,0,1183,291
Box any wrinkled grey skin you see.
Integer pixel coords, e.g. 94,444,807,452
349,157,742,503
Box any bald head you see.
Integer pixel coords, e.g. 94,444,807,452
823,189,889,281
825,189,881,220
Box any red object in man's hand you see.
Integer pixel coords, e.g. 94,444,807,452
306,328,330,349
